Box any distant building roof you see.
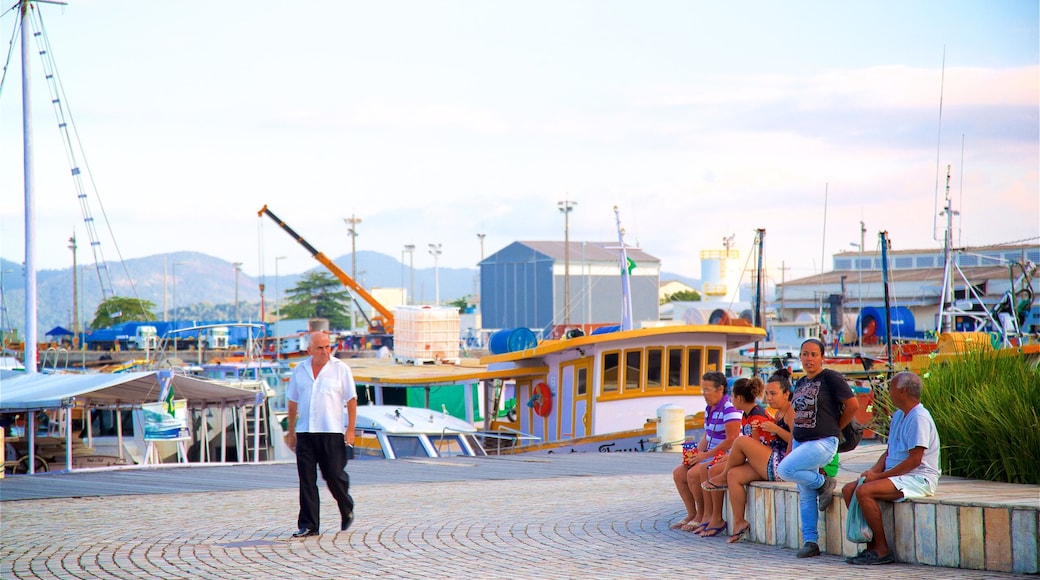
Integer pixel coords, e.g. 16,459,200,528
511,241,659,264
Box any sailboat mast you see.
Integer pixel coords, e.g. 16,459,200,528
21,0,38,375
938,165,957,334
613,206,633,331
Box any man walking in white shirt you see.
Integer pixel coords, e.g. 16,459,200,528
285,331,358,537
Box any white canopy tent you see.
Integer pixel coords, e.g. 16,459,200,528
0,370,264,473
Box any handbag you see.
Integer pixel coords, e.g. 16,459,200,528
846,477,874,543
838,417,864,453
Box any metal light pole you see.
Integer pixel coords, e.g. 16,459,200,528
404,244,415,305
850,220,866,344
558,196,577,326
429,243,442,305
274,256,286,358
345,213,362,329
69,233,78,348
233,262,243,321
172,261,186,354
476,233,485,305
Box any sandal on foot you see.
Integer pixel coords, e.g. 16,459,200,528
681,521,707,533
701,480,728,491
699,523,727,538
727,523,751,543
669,517,695,530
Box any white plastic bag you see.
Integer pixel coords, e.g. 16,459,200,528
846,476,874,543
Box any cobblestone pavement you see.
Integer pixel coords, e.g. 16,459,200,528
1,472,1028,579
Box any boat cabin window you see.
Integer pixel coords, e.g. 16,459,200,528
353,431,386,460
666,346,685,389
645,347,663,389
431,434,467,457
576,366,588,396
388,435,430,458
624,350,642,391
706,348,722,375
602,351,620,393
687,348,703,386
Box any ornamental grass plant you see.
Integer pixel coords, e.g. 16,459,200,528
918,351,1040,485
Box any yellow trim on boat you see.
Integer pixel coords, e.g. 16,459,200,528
480,324,766,364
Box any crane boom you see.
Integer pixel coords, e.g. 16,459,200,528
258,205,395,335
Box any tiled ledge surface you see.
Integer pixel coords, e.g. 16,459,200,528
739,445,1040,574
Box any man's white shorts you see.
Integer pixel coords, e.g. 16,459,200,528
890,474,937,501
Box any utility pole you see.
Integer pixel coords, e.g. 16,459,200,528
778,261,791,319
404,244,415,305
233,262,243,321
345,213,362,329
429,243,442,305
558,196,577,326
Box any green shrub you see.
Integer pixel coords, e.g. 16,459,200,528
919,351,1040,484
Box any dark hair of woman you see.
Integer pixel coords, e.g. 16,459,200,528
767,368,794,399
731,376,765,404
800,337,826,354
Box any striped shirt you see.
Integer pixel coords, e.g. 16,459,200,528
704,395,741,450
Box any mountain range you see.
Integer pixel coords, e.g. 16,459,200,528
1,253,700,338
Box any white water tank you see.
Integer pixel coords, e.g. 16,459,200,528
656,404,685,452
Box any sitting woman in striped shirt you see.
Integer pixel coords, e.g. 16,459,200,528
670,371,741,533
697,376,774,537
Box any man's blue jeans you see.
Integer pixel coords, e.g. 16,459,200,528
776,436,838,544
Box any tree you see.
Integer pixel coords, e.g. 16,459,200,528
91,296,157,329
279,271,352,329
661,289,702,304
448,296,470,314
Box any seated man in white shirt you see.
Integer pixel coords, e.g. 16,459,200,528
841,371,940,565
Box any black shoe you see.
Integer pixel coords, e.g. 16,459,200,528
292,527,318,538
846,549,869,564
849,550,895,565
340,512,355,532
796,541,821,558
817,475,837,511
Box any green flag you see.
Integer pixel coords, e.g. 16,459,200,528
626,257,636,274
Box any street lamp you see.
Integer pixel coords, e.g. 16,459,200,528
68,233,78,348
429,243,442,305
558,196,577,326
172,262,186,354
404,244,415,305
476,233,485,306
233,262,243,321
274,256,287,359
345,213,362,328
850,220,866,344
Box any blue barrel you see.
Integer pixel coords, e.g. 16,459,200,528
488,328,538,354
591,325,621,335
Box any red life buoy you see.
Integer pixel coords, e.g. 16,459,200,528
531,382,553,418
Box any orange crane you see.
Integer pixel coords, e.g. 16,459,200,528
258,205,395,339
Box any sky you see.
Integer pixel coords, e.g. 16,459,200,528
2,0,1038,290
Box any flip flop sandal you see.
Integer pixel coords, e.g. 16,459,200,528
669,517,695,530
681,521,707,533
698,523,727,538
727,524,751,543
701,480,728,491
